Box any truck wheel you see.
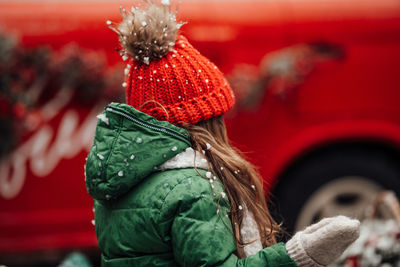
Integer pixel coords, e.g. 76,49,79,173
272,145,400,234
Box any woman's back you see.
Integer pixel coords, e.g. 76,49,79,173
86,103,295,266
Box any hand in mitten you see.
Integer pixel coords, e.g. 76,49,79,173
286,216,360,267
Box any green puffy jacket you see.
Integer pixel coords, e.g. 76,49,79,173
85,103,297,267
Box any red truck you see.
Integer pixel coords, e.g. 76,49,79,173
0,0,399,265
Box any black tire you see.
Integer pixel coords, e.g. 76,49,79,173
272,144,400,236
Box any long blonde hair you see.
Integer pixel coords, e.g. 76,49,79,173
183,116,280,257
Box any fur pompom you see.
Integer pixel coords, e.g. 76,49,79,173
108,1,185,65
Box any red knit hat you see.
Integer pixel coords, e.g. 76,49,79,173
108,2,235,125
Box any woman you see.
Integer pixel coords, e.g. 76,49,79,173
85,2,359,266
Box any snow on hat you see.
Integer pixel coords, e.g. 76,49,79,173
108,1,235,125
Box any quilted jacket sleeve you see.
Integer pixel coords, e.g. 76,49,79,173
161,178,297,267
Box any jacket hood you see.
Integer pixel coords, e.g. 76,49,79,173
85,103,191,201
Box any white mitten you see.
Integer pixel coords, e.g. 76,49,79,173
286,216,360,267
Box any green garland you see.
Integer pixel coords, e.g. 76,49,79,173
0,32,124,158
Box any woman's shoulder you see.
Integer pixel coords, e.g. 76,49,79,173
115,168,221,208
141,168,224,204
149,168,215,193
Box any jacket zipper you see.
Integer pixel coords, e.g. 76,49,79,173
105,105,191,146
